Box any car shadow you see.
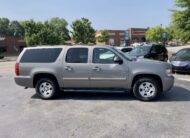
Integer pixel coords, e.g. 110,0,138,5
31,91,136,101
31,86,190,102
158,86,190,102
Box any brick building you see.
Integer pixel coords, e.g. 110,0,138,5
96,28,148,46
96,30,125,46
0,35,26,56
128,28,148,43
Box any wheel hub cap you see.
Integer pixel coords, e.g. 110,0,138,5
139,82,156,98
39,82,53,97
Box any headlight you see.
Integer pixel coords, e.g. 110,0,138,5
166,68,172,76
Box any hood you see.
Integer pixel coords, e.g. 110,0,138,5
135,58,171,67
127,53,145,58
128,57,171,76
136,58,162,64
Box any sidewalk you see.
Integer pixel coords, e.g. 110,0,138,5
0,56,17,62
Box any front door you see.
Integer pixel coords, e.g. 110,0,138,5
90,48,128,88
62,47,90,88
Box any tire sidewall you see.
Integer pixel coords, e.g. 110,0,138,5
35,78,57,99
133,78,159,101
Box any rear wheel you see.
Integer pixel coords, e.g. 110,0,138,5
35,78,59,99
133,77,160,101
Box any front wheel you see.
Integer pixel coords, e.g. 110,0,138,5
133,77,160,101
35,78,59,100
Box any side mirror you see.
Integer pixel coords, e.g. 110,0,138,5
114,56,123,64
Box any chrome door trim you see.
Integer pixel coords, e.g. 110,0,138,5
90,78,126,81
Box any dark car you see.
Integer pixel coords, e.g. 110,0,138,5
170,48,190,73
126,44,168,61
116,47,133,53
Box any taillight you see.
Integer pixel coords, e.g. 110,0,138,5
15,63,19,76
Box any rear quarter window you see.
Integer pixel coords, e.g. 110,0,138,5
20,48,62,63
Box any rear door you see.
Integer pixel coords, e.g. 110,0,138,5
62,47,90,88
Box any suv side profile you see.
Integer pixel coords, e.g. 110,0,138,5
14,46,174,101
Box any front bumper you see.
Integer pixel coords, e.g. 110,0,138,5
14,76,34,88
162,76,174,92
172,65,190,73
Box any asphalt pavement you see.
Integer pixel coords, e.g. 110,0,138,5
0,61,190,138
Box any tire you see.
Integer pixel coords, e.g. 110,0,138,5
133,77,160,101
35,78,59,100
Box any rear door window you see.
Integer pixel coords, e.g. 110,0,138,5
20,48,62,63
66,48,88,63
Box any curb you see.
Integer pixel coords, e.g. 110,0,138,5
0,59,16,62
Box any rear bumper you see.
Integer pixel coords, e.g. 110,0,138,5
14,76,34,88
162,76,174,92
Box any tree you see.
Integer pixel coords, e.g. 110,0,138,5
0,18,10,35
22,20,44,46
21,18,70,46
48,17,70,42
145,26,164,42
172,0,190,43
96,30,109,43
8,20,24,37
71,18,96,44
165,27,175,41
0,18,24,37
21,20,42,37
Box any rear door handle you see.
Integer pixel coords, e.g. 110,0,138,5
64,66,72,71
92,67,101,72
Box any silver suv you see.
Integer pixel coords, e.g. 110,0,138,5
14,46,174,101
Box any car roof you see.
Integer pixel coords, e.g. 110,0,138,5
177,48,190,52
23,45,114,50
179,48,190,50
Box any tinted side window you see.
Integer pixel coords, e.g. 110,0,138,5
66,48,88,63
122,48,132,53
20,48,62,63
151,45,165,54
93,48,117,64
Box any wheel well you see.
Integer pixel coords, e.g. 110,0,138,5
33,73,59,87
132,74,163,92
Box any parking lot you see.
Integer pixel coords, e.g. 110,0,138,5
0,61,190,138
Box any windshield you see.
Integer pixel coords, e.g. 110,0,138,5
175,49,190,61
112,47,133,61
129,46,151,55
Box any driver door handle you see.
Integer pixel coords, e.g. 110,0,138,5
64,66,72,71
92,67,101,72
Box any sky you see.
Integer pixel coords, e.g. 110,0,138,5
0,0,175,30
